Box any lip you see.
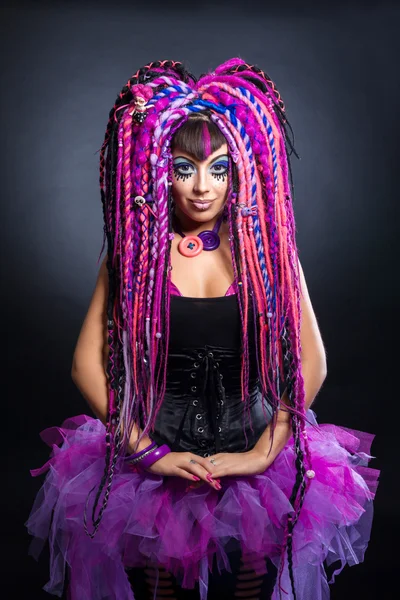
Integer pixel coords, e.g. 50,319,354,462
189,199,216,204
191,201,213,211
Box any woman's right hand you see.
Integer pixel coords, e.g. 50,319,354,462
143,451,221,491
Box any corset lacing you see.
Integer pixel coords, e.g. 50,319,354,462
173,348,227,454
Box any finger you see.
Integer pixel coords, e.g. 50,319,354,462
205,472,222,489
177,464,221,490
194,455,219,476
194,455,224,478
186,454,219,479
196,468,220,489
210,462,231,479
174,467,203,482
194,458,222,485
208,469,224,479
182,454,222,488
204,461,225,480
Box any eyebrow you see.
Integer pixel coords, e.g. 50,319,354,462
173,153,229,164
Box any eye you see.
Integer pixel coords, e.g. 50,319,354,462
210,161,229,180
173,163,195,181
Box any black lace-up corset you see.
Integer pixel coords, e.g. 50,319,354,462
150,294,273,457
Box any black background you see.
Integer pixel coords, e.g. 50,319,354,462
2,0,398,597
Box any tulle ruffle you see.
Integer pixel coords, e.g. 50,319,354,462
26,410,379,600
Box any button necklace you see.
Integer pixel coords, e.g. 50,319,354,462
173,214,224,258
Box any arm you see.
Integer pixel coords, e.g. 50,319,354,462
71,255,153,453
253,258,327,461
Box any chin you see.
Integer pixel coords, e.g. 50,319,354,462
188,209,217,218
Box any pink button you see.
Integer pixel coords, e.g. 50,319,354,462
178,236,203,257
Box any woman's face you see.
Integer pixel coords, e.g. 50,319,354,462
171,143,229,224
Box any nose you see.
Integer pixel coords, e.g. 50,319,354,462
193,168,210,196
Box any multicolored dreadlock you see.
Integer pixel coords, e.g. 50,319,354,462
85,57,314,599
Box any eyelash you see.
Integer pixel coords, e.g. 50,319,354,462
213,171,228,181
173,163,229,181
174,170,191,181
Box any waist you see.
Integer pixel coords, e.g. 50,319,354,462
150,386,273,457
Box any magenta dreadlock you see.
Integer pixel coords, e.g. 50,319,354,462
89,58,312,599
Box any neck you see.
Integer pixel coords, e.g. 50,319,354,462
173,207,224,236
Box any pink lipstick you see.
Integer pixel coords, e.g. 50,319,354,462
192,201,212,210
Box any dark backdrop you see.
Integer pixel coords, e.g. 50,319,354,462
2,0,397,597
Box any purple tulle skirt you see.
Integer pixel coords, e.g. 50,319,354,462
26,409,379,600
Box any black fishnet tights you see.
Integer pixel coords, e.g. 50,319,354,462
127,550,277,600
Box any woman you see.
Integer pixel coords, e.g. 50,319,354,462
26,58,379,600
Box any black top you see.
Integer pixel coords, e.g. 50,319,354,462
150,293,274,457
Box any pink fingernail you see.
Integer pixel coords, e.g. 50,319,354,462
206,474,214,482
192,475,201,481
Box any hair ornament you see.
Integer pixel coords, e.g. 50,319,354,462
132,194,157,219
230,193,238,204
129,84,154,123
241,206,258,217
